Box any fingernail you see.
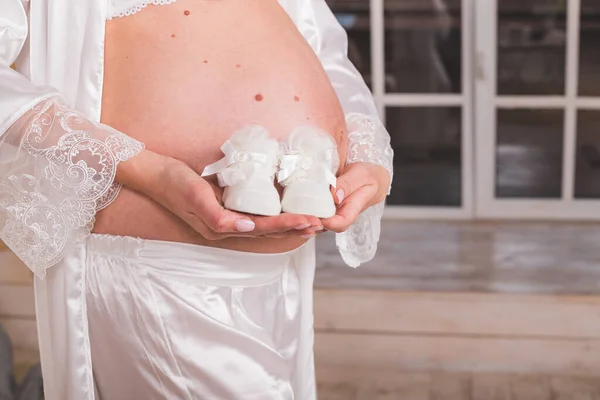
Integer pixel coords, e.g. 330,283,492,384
310,226,323,232
301,234,315,239
295,223,311,230
336,189,345,203
235,219,255,233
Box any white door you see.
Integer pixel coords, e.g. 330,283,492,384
330,0,475,219
475,0,600,220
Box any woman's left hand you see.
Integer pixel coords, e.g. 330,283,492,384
321,162,391,233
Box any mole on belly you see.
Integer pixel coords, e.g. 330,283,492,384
184,10,191,16
255,94,264,102
171,34,176,38
294,96,300,102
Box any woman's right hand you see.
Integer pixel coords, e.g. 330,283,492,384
117,150,321,240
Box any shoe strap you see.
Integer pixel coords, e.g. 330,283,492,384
277,149,337,188
202,140,270,180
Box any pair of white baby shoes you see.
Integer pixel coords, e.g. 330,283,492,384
201,125,339,218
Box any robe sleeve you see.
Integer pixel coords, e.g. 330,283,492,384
0,0,144,277
295,0,394,267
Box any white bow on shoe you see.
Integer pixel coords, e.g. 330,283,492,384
278,127,339,218
201,125,282,216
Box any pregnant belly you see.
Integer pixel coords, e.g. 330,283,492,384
96,0,348,253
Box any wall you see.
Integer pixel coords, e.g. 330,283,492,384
0,243,38,371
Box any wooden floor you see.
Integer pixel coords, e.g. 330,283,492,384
315,220,600,295
314,220,600,398
317,370,600,400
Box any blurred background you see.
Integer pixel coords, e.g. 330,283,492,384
330,0,600,211
3,0,600,399
312,0,600,398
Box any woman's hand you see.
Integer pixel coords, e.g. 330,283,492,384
321,162,391,233
117,150,321,240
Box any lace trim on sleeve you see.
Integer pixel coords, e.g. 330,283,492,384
345,113,394,194
0,99,144,277
336,112,394,267
335,202,385,268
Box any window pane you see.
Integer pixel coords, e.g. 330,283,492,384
327,0,372,88
386,107,462,206
384,0,462,94
497,0,567,95
579,0,600,96
496,109,564,198
575,110,600,198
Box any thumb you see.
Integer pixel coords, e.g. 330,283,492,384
331,165,363,205
192,181,256,234
211,208,257,234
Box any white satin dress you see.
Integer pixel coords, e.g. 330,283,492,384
0,1,394,399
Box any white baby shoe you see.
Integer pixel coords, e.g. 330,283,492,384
278,127,339,218
201,126,281,216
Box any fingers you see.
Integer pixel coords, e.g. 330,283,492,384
188,180,256,235
251,213,321,236
264,227,327,239
167,160,328,241
189,178,326,239
331,163,368,206
203,213,320,240
322,186,373,233
191,186,323,239
324,163,389,233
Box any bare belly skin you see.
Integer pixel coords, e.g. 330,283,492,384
96,0,348,253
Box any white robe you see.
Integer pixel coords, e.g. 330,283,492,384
0,1,394,399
